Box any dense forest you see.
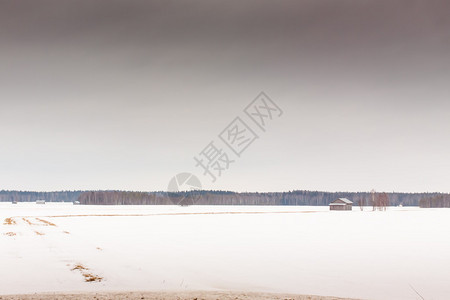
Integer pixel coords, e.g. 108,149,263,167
419,194,450,208
0,190,82,203
1,190,446,207
76,190,443,206
78,191,172,205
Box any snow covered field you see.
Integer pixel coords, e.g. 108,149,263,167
1,203,450,300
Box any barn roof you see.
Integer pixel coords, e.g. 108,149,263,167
330,198,353,204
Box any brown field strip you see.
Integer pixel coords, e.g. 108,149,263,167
35,218,57,226
22,218,33,225
19,210,323,219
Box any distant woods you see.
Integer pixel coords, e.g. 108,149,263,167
419,194,450,208
78,191,172,205
0,190,81,203
1,190,447,207
77,190,440,206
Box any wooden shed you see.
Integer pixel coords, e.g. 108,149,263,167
329,198,353,211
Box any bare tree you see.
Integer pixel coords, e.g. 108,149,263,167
358,195,365,211
371,189,376,211
380,192,389,210
372,192,389,211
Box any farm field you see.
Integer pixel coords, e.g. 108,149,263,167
1,203,450,300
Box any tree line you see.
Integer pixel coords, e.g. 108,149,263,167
419,194,450,208
76,190,442,206
1,190,445,206
0,190,82,203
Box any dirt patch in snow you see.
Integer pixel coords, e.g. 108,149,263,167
3,218,16,225
82,273,103,282
71,264,103,283
71,264,88,271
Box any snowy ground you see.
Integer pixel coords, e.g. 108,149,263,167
1,203,450,300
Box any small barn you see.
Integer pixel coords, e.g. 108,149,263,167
329,198,353,211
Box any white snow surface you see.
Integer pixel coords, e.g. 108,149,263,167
1,203,450,299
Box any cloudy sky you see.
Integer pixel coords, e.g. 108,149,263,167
1,0,449,193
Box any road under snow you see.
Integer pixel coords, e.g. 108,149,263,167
1,203,449,300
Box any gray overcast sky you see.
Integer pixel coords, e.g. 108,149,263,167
1,0,449,193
